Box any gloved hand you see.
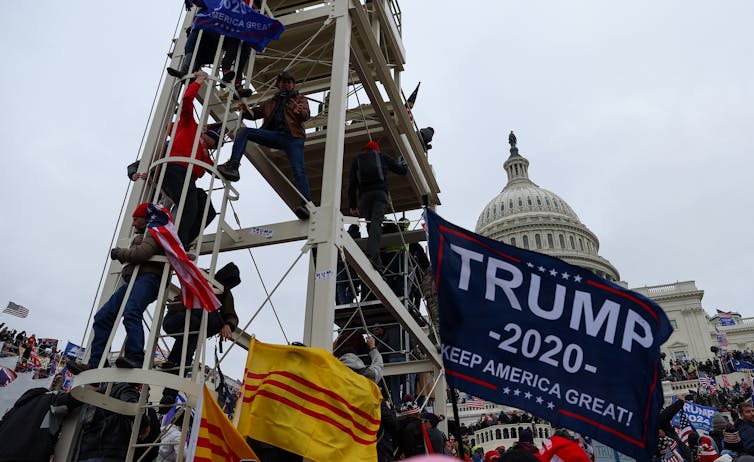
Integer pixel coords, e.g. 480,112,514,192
110,248,120,260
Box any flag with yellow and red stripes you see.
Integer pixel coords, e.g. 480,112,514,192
235,339,382,462
190,384,258,462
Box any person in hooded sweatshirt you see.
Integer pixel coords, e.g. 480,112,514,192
339,335,396,461
159,262,242,410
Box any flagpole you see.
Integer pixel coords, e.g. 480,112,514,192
449,387,466,460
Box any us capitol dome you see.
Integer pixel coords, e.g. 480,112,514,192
475,132,620,282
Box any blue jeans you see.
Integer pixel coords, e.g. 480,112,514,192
230,127,310,201
89,273,161,368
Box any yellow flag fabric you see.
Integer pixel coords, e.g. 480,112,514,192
195,384,258,462
236,339,382,462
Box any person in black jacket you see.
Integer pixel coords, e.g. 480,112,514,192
348,140,408,272
0,387,82,462
77,382,159,462
159,262,242,410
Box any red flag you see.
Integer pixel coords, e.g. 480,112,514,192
145,203,220,312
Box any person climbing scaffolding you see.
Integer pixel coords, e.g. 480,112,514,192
217,71,312,219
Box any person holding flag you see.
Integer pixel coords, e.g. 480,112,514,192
69,202,219,373
68,202,164,373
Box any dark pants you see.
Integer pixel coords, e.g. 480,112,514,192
221,38,251,83
162,164,217,249
89,273,161,367
359,190,389,266
180,28,220,74
163,309,224,368
229,127,310,201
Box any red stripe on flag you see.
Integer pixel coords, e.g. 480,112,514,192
559,409,644,448
244,370,380,425
246,389,377,446
439,225,521,263
243,379,378,436
586,279,659,324
445,368,497,390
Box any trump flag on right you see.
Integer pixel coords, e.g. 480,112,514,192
425,208,672,462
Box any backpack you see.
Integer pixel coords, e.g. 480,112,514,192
356,149,384,185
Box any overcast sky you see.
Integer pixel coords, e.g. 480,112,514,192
1,1,752,376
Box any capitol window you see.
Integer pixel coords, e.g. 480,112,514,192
527,197,532,206
511,237,517,246
535,234,542,249
559,234,566,249
670,319,678,329
579,238,584,251
545,198,551,206
547,233,554,248
518,198,523,207
537,197,542,206
523,235,530,249
569,236,575,249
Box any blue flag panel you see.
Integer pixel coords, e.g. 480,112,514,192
425,209,672,462
193,0,284,52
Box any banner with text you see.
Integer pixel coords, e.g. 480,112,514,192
193,0,284,52
425,209,672,462
670,400,715,432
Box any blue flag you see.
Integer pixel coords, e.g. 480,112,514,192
425,209,672,462
63,341,85,360
731,359,754,372
193,0,284,52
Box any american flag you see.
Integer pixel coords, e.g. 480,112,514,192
677,408,695,444
699,374,711,388
146,203,220,312
658,437,683,462
465,395,486,409
3,301,29,318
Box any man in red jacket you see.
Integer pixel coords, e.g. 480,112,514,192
162,70,218,248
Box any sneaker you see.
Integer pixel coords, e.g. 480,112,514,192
217,161,241,182
66,359,93,375
115,356,138,369
294,206,310,220
157,360,178,372
166,67,187,79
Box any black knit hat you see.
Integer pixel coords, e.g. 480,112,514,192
215,262,241,289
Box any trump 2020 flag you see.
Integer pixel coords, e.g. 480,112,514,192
236,339,382,462
145,203,221,312
193,0,284,52
425,209,672,462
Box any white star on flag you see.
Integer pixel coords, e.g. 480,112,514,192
527,262,534,268
538,266,546,272
549,269,558,276
524,391,532,399
503,387,511,394
536,396,544,404
561,272,570,279
513,389,521,396
574,275,582,282
547,402,555,409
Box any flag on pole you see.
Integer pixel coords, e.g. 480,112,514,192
717,309,736,326
676,408,695,444
187,384,258,462
3,301,29,318
425,209,671,462
145,203,221,312
465,395,486,410
193,0,284,51
0,366,17,387
236,339,382,462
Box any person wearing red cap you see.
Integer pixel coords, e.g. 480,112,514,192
67,203,165,372
347,140,408,271
217,71,311,219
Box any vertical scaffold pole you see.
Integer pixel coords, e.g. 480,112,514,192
303,0,352,351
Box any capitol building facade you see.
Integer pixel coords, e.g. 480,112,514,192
474,137,754,362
